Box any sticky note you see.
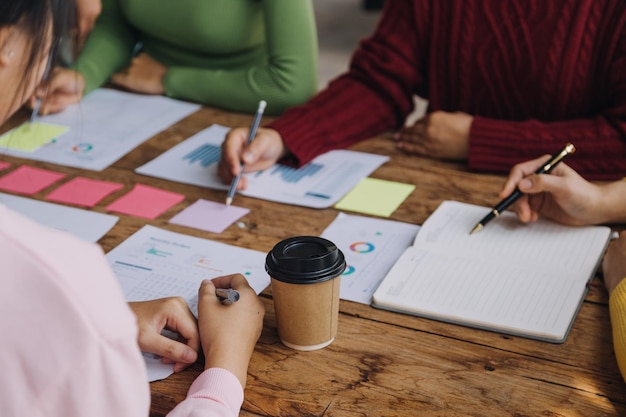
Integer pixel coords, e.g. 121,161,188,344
106,184,185,219
0,161,10,171
0,122,68,152
169,199,250,233
334,177,415,217
0,165,66,195
45,177,124,207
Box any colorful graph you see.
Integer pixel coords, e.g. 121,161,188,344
262,162,323,183
183,144,221,167
72,143,93,153
349,241,375,253
343,265,356,275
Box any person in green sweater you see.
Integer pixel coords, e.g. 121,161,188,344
37,0,318,116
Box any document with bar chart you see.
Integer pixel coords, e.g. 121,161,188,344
135,124,389,208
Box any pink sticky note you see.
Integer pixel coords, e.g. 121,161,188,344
0,165,66,195
0,161,10,172
169,199,250,233
45,177,124,207
106,184,185,219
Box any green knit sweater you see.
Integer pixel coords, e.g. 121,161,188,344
74,0,318,115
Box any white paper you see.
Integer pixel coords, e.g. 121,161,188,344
0,192,118,242
372,200,612,342
1,89,200,171
136,124,389,208
321,213,420,304
105,225,270,381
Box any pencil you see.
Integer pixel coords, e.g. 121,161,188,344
225,100,267,206
215,288,240,305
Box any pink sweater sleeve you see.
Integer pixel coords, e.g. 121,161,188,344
168,368,244,417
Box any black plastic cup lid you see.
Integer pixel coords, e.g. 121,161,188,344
265,236,346,284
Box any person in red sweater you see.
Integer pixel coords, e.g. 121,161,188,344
219,0,626,186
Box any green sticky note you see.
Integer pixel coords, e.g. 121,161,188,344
0,122,69,152
334,177,415,217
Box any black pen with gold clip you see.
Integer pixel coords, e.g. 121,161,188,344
469,143,576,235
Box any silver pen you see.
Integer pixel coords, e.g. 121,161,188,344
225,100,267,206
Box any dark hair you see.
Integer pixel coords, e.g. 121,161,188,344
0,0,76,114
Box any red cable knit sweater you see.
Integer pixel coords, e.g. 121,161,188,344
269,0,626,180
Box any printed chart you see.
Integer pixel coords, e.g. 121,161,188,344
106,225,271,382
136,124,389,208
0,89,200,170
321,213,420,304
106,225,270,315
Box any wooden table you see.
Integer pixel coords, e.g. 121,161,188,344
3,106,625,416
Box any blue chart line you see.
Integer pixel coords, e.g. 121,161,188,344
114,261,153,271
268,163,323,183
183,144,221,167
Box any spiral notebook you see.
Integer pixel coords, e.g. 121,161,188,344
371,200,612,343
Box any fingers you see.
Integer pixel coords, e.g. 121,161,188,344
217,127,286,187
499,155,551,199
143,329,198,373
130,298,200,372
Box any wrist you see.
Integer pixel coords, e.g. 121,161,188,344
595,181,626,224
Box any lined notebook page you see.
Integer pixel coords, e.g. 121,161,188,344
372,201,611,342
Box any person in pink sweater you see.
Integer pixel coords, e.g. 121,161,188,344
219,0,626,186
0,1,264,416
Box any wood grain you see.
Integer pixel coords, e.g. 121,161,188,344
2,105,624,417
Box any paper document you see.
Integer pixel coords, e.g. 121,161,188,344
321,213,420,304
105,225,270,381
136,124,389,208
0,89,200,171
0,192,118,242
372,201,612,343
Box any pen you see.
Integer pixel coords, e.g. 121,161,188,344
469,143,576,235
225,100,267,206
30,43,56,124
215,288,240,305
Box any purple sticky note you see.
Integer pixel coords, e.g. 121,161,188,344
0,161,10,172
169,199,250,233
106,183,185,219
0,165,66,195
45,176,124,207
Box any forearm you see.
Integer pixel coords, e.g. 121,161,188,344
163,63,316,116
469,116,626,181
270,0,424,165
73,0,137,94
595,181,626,224
167,368,243,417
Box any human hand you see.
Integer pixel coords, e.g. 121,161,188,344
217,127,287,190
110,53,167,95
602,231,626,296
499,156,604,225
129,297,200,373
76,0,102,46
196,274,265,388
393,111,473,160
29,67,85,115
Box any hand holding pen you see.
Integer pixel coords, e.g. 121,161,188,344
225,100,267,206
470,143,576,234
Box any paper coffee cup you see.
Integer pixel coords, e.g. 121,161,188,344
266,236,346,351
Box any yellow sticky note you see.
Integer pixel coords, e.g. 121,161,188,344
334,177,415,217
0,122,69,152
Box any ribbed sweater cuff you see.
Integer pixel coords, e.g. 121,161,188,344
187,368,244,413
267,108,319,167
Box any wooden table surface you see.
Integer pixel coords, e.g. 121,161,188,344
2,106,625,416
